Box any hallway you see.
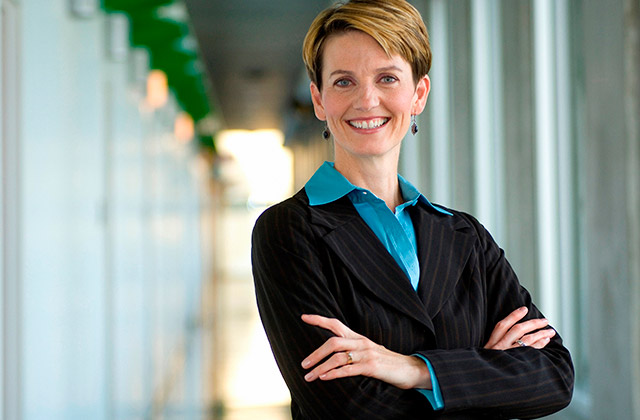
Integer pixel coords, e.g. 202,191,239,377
2,0,640,419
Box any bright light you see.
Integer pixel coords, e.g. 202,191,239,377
146,70,168,109
217,129,293,206
227,319,291,408
174,112,194,143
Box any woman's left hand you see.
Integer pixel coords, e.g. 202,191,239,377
483,306,556,350
300,314,431,390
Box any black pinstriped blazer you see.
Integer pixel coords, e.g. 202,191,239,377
252,189,574,419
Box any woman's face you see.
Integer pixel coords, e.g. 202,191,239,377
310,30,429,163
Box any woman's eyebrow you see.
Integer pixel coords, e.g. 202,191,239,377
376,65,403,73
328,66,404,78
328,69,354,78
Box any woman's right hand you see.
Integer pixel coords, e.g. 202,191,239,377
484,306,556,350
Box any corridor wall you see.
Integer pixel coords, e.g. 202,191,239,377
1,1,210,419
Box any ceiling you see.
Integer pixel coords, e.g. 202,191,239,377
185,0,329,132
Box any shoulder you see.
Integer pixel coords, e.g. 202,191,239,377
254,189,310,230
417,201,497,249
252,189,316,250
416,200,477,231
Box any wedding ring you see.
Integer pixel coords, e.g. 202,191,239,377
516,339,527,347
346,351,353,365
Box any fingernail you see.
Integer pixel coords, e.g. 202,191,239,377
319,374,327,379
519,306,528,312
302,360,310,368
304,372,314,381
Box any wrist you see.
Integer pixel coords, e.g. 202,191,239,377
406,355,432,390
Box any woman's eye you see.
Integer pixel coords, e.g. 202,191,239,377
335,79,351,87
381,76,397,83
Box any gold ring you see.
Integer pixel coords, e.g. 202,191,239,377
346,351,353,365
516,339,527,347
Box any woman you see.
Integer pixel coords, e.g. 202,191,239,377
252,0,574,418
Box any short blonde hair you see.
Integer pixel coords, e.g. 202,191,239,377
302,0,431,90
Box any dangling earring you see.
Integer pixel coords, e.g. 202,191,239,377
410,114,418,135
322,126,330,140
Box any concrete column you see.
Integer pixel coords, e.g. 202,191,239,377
582,0,638,417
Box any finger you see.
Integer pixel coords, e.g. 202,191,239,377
301,336,348,370
305,351,354,382
528,337,551,349
519,328,556,349
499,318,550,348
509,318,550,337
522,327,556,343
489,319,549,350
319,362,360,381
484,307,528,348
485,314,551,350
301,314,352,338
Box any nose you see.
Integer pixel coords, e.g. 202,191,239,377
353,83,379,111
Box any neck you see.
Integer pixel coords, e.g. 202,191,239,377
334,154,403,211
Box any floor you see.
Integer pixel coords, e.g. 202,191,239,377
209,205,292,420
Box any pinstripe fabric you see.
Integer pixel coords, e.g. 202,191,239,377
252,189,574,419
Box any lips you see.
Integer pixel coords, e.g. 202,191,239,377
348,118,389,129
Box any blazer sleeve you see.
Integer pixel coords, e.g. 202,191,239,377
416,212,574,419
251,199,432,420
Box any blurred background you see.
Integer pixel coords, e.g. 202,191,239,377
1,0,639,419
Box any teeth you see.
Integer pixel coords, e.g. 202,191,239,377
349,118,388,129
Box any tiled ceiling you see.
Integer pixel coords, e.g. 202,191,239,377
185,0,329,131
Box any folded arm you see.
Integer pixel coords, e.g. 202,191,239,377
299,305,556,393
252,203,574,419
252,204,432,419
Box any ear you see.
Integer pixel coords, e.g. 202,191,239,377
310,82,326,121
412,75,430,115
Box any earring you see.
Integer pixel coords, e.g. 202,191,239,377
410,114,418,135
322,126,330,140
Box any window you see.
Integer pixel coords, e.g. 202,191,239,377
2,1,22,418
403,1,590,417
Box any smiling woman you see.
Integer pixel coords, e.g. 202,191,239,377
308,30,429,189
251,1,574,419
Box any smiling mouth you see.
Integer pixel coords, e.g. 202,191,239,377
348,118,389,129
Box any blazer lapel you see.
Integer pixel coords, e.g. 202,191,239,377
411,203,475,320
308,196,436,333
